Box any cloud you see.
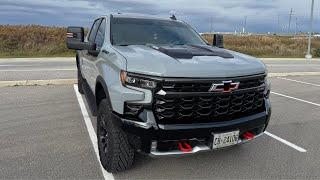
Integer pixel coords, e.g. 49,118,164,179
0,0,319,33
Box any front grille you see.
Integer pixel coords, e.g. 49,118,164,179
153,75,266,124
161,76,265,92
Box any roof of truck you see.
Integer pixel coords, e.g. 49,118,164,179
110,13,176,21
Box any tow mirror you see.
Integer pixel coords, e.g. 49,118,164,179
66,26,96,50
213,34,224,48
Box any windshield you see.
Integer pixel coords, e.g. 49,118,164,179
111,18,207,46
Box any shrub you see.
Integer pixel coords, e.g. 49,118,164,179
314,48,320,57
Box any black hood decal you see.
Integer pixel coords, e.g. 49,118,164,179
150,45,234,59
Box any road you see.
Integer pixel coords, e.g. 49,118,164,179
0,58,320,81
263,60,320,73
0,58,75,81
0,58,320,179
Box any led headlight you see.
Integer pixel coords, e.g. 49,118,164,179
120,70,157,89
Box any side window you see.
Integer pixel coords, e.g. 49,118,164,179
88,19,102,42
95,19,106,48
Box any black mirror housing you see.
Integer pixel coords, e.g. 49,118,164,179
66,26,96,50
88,50,100,57
213,34,224,48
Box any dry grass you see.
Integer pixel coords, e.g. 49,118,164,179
0,25,319,58
0,25,74,57
203,34,320,58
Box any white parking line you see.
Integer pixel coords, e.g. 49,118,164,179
271,91,320,107
277,77,320,87
265,131,307,152
73,84,114,180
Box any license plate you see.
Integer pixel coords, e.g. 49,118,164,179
212,130,239,149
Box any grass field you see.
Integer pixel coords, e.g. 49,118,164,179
202,34,320,58
0,25,319,58
0,25,74,58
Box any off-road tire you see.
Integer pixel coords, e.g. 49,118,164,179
97,99,135,173
77,69,84,94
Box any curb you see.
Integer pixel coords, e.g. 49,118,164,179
0,57,74,62
268,72,320,77
261,58,320,61
0,79,77,87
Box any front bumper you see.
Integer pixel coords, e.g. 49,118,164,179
149,133,265,156
113,99,271,155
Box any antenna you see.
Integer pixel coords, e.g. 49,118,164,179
170,15,177,20
169,10,177,20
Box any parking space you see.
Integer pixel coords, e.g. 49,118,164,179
270,76,320,103
0,85,102,179
1,74,320,179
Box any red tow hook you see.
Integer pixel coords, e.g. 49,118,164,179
242,132,255,140
177,141,193,152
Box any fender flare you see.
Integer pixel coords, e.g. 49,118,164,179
96,75,113,111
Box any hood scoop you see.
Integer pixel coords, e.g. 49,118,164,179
150,45,234,59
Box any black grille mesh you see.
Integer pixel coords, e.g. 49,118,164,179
153,76,265,124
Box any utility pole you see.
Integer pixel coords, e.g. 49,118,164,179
243,16,247,34
277,15,280,34
306,0,315,59
288,8,293,34
295,17,298,35
209,17,213,34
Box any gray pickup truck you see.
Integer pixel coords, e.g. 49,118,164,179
67,13,271,173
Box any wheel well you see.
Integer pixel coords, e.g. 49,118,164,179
95,82,106,107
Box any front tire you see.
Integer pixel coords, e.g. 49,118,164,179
97,99,135,173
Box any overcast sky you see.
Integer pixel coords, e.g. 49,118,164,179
1,0,319,33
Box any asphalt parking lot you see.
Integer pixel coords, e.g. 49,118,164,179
0,58,320,179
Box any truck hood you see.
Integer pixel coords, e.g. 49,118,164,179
113,45,266,78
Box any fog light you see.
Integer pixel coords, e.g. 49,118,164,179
124,103,143,118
